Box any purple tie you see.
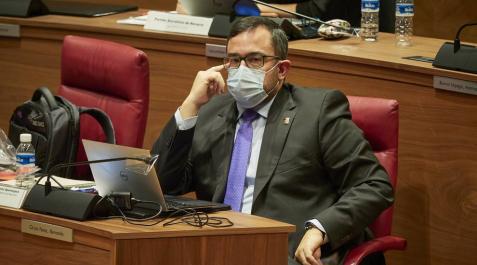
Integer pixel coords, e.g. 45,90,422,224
224,109,259,211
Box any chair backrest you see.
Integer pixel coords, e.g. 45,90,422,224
59,35,149,178
347,96,399,238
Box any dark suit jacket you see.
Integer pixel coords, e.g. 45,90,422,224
152,84,394,263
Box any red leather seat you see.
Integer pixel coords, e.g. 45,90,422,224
344,96,406,265
58,35,149,179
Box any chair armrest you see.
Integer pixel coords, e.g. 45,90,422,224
343,236,407,265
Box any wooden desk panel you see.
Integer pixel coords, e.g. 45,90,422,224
0,207,293,265
1,12,477,265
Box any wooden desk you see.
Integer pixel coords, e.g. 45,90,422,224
0,206,294,265
1,11,477,265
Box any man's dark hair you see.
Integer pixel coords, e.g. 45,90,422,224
228,16,288,60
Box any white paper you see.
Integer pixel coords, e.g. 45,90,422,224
0,183,29,208
2,175,95,189
144,11,212,36
117,15,148,26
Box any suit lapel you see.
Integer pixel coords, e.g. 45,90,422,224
253,87,296,206
211,103,237,202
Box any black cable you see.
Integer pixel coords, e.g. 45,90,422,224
455,22,477,42
454,22,477,53
91,195,163,225
105,197,165,226
92,195,234,228
35,173,65,189
163,209,234,228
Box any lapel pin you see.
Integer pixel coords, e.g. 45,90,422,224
283,117,290,124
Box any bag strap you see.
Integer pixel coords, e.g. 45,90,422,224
79,107,116,144
32,87,58,110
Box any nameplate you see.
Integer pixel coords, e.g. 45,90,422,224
0,183,29,208
0,23,20,37
144,11,212,36
433,76,477,96
21,219,73,243
205,43,226,58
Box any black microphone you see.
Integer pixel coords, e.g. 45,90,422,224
22,155,158,221
453,22,477,53
433,21,477,74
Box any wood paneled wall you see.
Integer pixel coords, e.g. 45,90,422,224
415,0,477,43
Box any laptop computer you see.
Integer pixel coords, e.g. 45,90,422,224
43,0,137,17
180,0,234,17
82,140,230,216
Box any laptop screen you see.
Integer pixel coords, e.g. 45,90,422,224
82,139,168,209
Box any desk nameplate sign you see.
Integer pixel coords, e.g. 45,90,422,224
433,76,477,96
21,219,73,243
205,43,226,58
144,11,212,36
0,23,20,37
0,183,29,208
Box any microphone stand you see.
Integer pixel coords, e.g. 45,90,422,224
23,155,158,221
432,22,477,74
453,22,477,53
251,0,357,35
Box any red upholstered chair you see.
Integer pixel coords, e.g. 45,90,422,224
344,96,406,265
58,35,149,179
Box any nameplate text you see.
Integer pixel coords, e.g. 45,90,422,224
0,23,20,37
433,76,477,96
145,11,212,36
21,219,73,242
205,43,226,58
0,184,29,208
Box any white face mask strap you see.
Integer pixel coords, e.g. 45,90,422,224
265,61,281,74
266,79,281,96
264,61,282,96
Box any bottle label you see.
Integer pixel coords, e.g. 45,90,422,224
396,3,414,16
16,153,35,165
362,0,380,12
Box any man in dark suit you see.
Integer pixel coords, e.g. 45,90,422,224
152,16,393,265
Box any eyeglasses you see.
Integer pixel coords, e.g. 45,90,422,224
223,53,279,69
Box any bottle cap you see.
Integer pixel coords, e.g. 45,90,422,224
20,133,32,143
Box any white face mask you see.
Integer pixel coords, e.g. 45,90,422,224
227,64,279,109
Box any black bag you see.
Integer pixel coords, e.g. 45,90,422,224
8,87,115,177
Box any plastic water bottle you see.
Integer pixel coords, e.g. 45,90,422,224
360,0,380,42
395,0,414,47
16,133,36,188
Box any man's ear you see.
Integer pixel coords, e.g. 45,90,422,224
278,60,291,80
